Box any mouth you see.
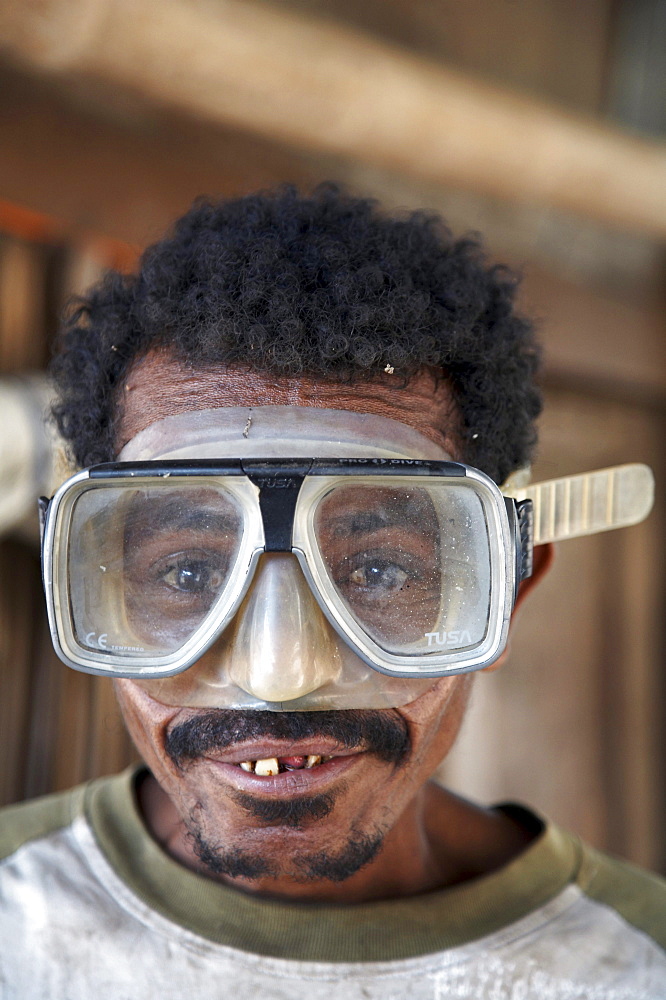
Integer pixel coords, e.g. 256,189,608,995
236,754,333,775
163,707,410,777
201,741,364,793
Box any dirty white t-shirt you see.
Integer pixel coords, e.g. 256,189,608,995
1,768,664,999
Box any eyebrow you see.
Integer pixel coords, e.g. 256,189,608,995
125,500,240,538
324,506,436,538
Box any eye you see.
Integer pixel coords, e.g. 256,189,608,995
348,558,409,592
158,554,225,594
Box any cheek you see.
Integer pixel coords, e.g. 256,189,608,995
401,674,473,772
114,679,182,780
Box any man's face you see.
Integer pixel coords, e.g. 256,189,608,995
114,353,474,897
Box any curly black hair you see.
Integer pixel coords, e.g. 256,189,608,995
52,184,541,484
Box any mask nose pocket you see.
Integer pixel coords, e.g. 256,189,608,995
225,553,343,702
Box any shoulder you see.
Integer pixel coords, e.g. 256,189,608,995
573,836,666,950
0,783,88,862
494,804,666,957
0,768,141,863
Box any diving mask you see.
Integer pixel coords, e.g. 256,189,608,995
40,407,654,710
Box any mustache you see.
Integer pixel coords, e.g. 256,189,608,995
165,709,410,768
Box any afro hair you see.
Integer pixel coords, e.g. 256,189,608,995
51,183,541,484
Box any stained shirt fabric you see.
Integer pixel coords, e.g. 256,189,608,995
0,767,664,999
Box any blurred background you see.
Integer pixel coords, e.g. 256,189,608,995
0,0,664,872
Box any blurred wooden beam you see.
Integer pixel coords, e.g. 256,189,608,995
1,0,666,237
0,66,664,401
0,65,316,249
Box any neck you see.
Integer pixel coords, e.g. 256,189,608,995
137,771,536,904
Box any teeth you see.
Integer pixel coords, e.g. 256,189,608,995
254,757,280,776
237,755,332,774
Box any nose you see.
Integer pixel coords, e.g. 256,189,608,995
135,550,436,711
224,553,343,702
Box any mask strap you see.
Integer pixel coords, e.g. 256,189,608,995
503,463,654,544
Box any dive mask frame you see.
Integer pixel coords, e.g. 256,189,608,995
40,457,533,682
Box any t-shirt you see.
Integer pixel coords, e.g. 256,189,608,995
1,767,664,999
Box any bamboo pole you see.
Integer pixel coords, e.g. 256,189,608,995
1,0,665,236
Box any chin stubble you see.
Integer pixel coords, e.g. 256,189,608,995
167,708,410,883
189,816,386,883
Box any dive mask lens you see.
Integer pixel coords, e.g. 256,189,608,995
48,472,265,673
303,477,494,662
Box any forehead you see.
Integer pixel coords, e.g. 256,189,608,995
116,351,460,457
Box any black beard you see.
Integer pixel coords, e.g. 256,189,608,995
164,708,410,769
190,819,386,884
167,708,409,883
296,828,385,881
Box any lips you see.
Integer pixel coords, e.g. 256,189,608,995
208,737,359,767
201,742,363,793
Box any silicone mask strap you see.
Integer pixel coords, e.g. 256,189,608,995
118,406,452,462
504,463,654,544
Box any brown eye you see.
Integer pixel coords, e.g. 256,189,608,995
159,556,225,594
349,560,409,591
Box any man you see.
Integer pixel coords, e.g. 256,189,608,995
1,185,664,997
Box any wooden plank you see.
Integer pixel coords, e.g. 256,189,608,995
0,220,53,803
0,543,36,804
0,236,47,371
1,0,665,234
287,0,610,113
21,629,64,799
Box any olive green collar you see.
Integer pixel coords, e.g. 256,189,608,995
85,766,581,962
